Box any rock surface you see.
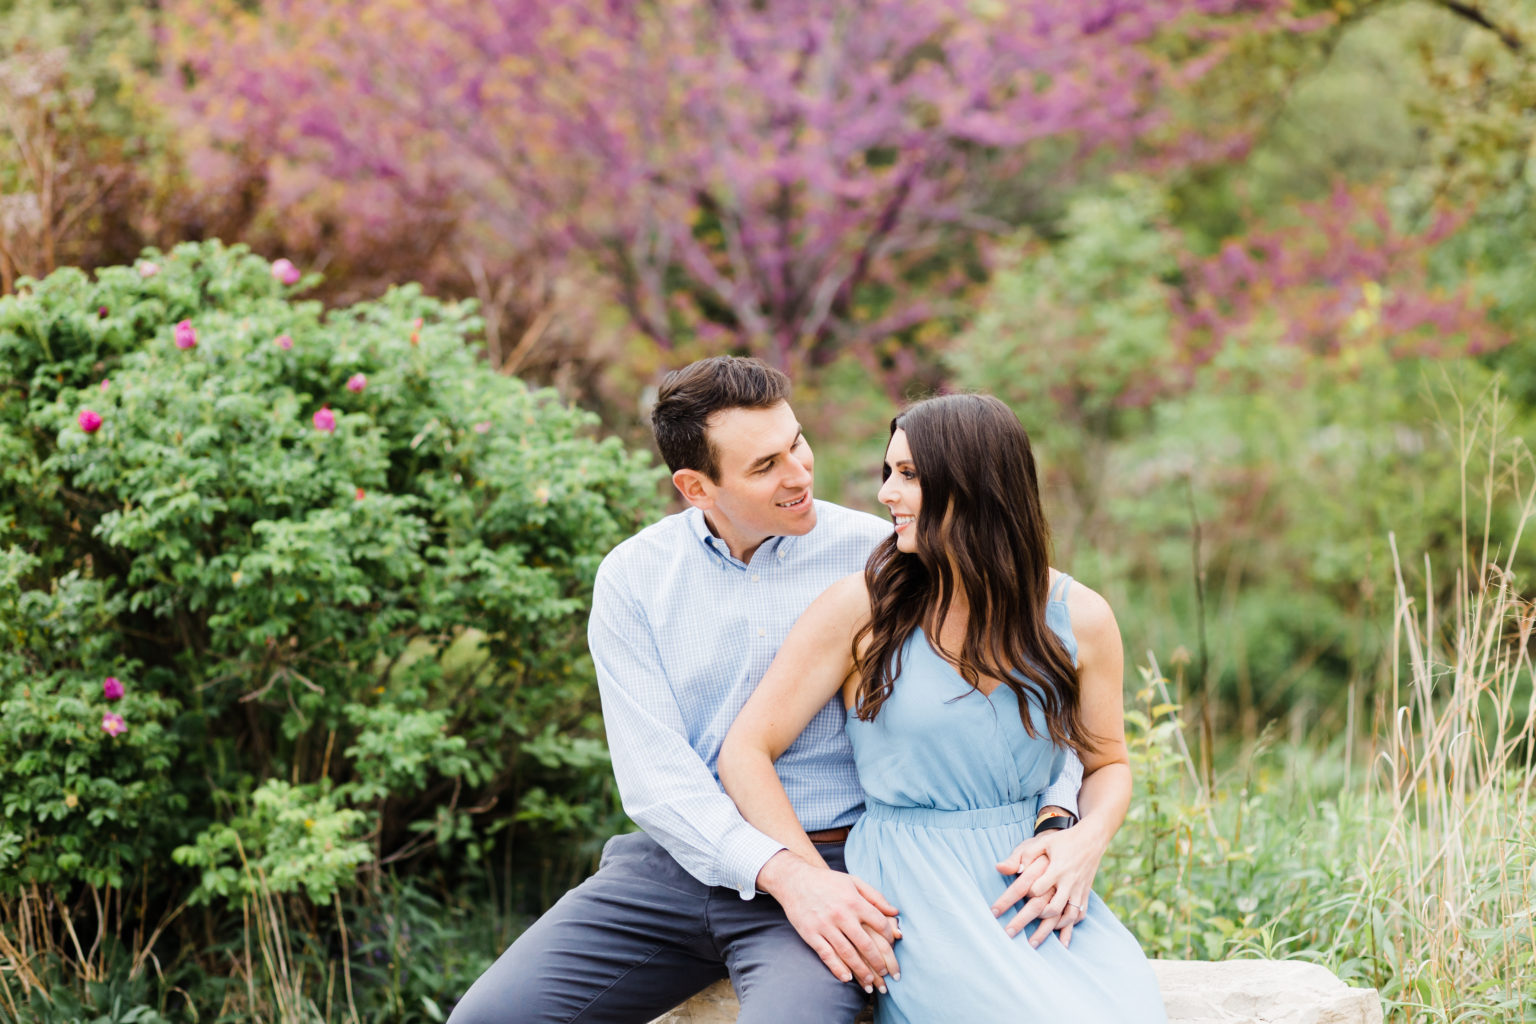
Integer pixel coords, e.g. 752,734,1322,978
648,959,1383,1024
1153,959,1384,1024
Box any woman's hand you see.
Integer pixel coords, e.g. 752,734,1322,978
991,822,1110,948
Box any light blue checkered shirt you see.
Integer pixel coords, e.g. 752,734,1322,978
590,500,1082,898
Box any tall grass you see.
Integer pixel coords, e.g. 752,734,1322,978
1106,390,1536,1022
0,855,516,1023
1345,391,1536,1021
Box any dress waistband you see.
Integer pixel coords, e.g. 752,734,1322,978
861,797,1038,829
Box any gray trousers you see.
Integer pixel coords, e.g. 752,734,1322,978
448,831,869,1024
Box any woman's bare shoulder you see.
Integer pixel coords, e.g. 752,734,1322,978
1055,573,1120,652
814,571,872,623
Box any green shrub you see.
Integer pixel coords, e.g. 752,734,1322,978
0,548,182,890
0,240,662,911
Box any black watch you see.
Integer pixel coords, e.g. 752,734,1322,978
1033,813,1077,836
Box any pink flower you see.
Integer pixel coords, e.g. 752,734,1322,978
98,306,109,319
78,409,103,433
355,487,366,500
473,421,492,434
346,373,367,393
103,677,124,701
313,407,336,433
174,320,197,350
137,261,159,278
272,259,301,285
100,378,110,391
275,334,294,350
101,713,127,737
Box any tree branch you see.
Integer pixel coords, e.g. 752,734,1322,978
1434,1,1523,53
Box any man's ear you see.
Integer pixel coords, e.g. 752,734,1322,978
672,468,715,510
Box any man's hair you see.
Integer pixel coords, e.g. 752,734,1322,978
651,356,792,479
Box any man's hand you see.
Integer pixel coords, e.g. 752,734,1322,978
991,821,1109,948
757,850,900,992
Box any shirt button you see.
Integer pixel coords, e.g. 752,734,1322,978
752,573,759,581
777,550,785,559
758,628,766,637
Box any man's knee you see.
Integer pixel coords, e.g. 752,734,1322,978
735,979,867,1024
730,943,867,1024
444,941,553,1024
443,991,502,1024
445,897,606,1024
447,843,714,1024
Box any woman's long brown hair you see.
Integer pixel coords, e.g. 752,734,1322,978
851,394,1090,757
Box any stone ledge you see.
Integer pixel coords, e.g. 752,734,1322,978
649,959,1384,1024
1154,960,1383,1024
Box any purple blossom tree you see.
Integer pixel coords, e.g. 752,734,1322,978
1176,183,1503,373
162,0,1313,377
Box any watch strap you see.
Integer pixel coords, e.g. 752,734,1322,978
1034,813,1076,835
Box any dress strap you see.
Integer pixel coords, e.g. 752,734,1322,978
1048,573,1073,604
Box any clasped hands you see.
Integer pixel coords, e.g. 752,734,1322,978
758,850,900,994
991,819,1106,948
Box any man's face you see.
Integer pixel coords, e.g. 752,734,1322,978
679,401,816,557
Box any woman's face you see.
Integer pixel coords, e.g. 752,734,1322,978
878,428,921,554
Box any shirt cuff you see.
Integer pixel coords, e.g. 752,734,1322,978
715,821,789,899
1037,779,1080,819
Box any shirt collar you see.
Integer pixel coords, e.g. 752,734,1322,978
684,506,804,567
686,506,738,568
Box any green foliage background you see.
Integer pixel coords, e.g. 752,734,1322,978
5,0,1536,1021
0,242,661,1019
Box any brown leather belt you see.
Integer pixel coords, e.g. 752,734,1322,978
805,827,851,844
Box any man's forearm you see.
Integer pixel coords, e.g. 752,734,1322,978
612,757,788,896
592,564,786,895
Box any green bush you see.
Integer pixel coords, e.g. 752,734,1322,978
0,547,182,890
0,240,661,911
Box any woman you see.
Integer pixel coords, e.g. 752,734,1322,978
718,394,1164,1023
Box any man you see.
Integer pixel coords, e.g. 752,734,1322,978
450,357,1087,1024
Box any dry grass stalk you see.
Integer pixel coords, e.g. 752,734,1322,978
1353,390,1536,1017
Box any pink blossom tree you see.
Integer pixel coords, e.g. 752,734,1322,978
162,0,1313,377
1176,184,1502,374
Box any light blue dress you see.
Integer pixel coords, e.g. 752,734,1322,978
844,576,1166,1023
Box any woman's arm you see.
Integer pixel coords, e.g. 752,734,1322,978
719,572,900,991
720,571,870,861
991,581,1131,947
